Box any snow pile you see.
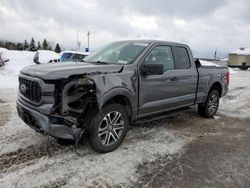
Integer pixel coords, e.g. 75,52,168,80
230,48,250,55
36,50,60,64
0,47,8,52
0,49,35,89
0,48,9,65
0,48,35,76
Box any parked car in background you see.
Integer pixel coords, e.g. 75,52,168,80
0,51,9,67
33,50,60,64
60,51,90,62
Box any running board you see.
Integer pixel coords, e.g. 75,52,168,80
132,107,194,125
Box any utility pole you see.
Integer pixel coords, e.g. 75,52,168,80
214,47,217,60
78,41,81,51
76,29,79,52
87,31,90,52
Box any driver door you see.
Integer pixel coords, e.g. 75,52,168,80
138,45,180,116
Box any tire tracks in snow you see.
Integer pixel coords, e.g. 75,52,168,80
0,123,189,187
0,141,72,175
0,99,11,127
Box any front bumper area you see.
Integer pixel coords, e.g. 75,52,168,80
17,100,76,140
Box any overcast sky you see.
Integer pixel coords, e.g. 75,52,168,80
1,0,250,58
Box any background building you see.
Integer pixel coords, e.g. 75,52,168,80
228,48,250,70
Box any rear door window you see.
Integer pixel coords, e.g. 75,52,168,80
173,47,191,69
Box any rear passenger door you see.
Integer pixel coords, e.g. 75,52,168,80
170,45,198,107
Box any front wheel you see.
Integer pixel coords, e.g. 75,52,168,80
89,103,129,153
198,90,220,118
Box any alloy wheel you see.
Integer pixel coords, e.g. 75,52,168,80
98,111,124,146
208,94,219,115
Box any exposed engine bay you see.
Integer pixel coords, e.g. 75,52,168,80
49,75,98,132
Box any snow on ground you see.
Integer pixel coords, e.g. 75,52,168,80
0,88,46,156
219,69,250,119
0,87,189,187
228,67,237,74
0,126,188,187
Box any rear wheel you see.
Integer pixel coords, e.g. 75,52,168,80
198,90,220,118
89,103,129,153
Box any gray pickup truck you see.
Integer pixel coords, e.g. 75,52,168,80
17,40,229,153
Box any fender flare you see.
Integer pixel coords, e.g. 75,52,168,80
207,80,223,96
97,87,135,109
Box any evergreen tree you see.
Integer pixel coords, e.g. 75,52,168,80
16,43,24,51
37,41,41,50
54,43,61,53
42,39,48,50
24,40,29,50
29,38,36,51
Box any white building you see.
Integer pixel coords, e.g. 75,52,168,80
228,48,250,70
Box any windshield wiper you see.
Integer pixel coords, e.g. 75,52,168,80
87,61,110,65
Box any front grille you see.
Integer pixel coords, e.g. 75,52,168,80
17,105,41,131
19,77,42,102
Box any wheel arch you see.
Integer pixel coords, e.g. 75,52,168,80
209,82,222,97
98,88,134,117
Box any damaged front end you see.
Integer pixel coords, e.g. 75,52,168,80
17,63,126,147
48,75,98,140
17,73,98,142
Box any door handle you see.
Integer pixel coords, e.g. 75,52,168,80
170,77,179,81
131,76,137,81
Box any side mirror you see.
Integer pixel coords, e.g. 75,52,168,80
195,59,201,68
141,64,164,75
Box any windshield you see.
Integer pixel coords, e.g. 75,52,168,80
61,53,87,62
61,53,74,62
84,41,149,64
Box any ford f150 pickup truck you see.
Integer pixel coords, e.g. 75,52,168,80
17,40,229,153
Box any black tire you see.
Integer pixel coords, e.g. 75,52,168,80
89,103,129,153
57,138,75,146
198,90,220,118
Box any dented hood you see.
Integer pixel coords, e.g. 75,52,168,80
20,61,123,80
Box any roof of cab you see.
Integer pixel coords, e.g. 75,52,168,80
114,39,187,46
